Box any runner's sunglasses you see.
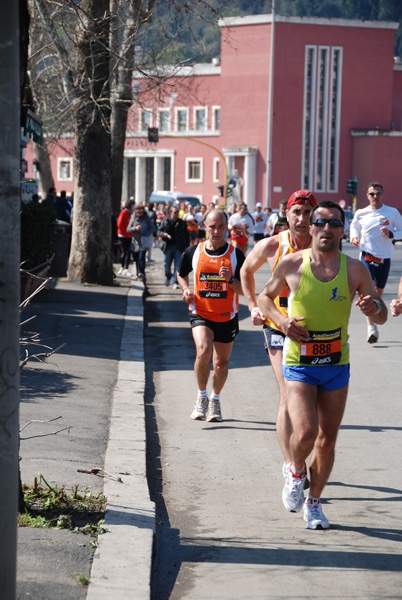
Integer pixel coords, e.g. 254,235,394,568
311,218,344,228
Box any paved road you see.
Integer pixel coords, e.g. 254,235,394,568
145,242,402,600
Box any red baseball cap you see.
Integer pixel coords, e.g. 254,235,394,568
287,190,317,209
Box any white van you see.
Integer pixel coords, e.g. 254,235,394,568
149,191,201,210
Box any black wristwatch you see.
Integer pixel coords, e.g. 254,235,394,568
228,275,235,284
389,231,394,239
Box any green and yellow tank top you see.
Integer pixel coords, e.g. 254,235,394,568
283,249,351,366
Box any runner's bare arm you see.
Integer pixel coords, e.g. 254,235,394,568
349,259,388,324
240,237,278,325
390,276,402,316
219,261,243,295
177,273,193,304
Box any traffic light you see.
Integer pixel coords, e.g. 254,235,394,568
216,184,224,197
227,178,236,198
148,127,159,143
346,178,358,196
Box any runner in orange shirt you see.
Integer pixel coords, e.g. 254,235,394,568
177,210,245,422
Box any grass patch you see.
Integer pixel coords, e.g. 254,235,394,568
74,573,90,586
18,475,107,536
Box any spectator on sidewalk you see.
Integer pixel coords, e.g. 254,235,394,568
127,203,156,281
53,190,72,223
117,199,135,277
159,206,190,288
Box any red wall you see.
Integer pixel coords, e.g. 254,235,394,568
219,22,271,204
352,133,402,212
271,19,396,205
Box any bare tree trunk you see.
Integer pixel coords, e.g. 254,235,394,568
110,0,156,216
0,3,21,598
109,1,136,217
67,0,113,285
33,141,54,196
111,94,131,216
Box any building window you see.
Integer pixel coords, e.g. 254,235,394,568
186,158,203,183
212,106,220,131
57,157,73,181
194,107,207,131
164,157,171,190
302,46,316,190
213,157,220,183
327,48,342,192
127,158,136,198
314,47,329,192
140,109,152,132
175,108,188,132
301,45,342,193
158,109,170,132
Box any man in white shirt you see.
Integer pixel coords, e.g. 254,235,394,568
252,203,268,243
228,203,255,254
350,181,402,343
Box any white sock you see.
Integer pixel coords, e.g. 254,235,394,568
198,390,208,398
210,392,220,402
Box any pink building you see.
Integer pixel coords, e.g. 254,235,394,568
25,14,402,211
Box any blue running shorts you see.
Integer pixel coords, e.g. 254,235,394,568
360,253,390,290
282,364,350,391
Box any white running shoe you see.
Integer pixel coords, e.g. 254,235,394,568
283,461,310,489
122,269,132,277
172,283,180,289
282,464,307,513
191,396,209,421
303,498,330,530
367,324,379,344
117,267,124,275
207,399,223,422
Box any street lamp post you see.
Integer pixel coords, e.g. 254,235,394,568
266,0,275,207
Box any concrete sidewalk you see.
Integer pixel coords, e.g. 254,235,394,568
86,281,155,600
17,267,156,599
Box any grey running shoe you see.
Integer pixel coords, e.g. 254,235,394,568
367,324,379,344
207,399,223,422
282,464,307,513
303,498,330,530
191,396,209,421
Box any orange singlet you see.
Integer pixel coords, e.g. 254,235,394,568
189,242,239,322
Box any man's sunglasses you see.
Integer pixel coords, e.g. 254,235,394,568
311,218,344,228
368,191,383,197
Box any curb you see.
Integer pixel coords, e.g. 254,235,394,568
86,283,155,599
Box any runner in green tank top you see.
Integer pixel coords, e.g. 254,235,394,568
258,201,387,530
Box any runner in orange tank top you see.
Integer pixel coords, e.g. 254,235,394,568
177,210,245,423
